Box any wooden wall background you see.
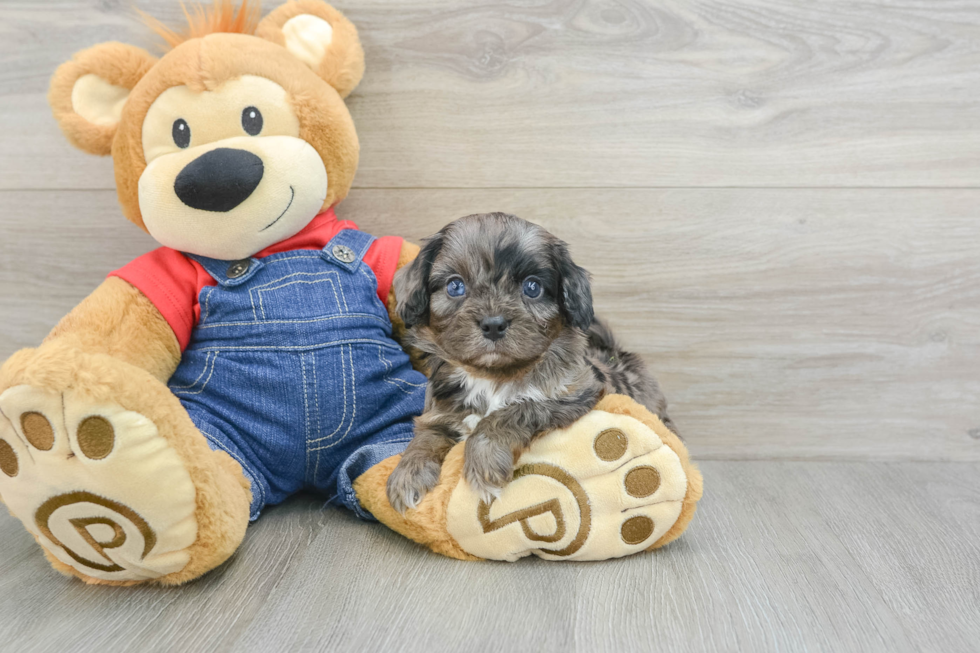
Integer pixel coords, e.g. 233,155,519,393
0,1,978,651
2,0,978,462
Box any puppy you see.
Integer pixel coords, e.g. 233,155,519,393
386,213,674,512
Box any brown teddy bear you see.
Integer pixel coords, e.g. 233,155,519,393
0,0,702,585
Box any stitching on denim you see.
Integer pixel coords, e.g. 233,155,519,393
195,260,262,288
201,286,215,324
378,346,425,394
309,347,353,450
309,349,322,483
172,351,218,395
337,344,358,447
252,273,344,319
311,344,356,448
300,352,312,482
249,270,341,293
170,351,214,390
343,482,362,518
311,344,350,453
336,277,349,312
313,432,415,453
358,265,390,316
380,346,425,387
195,313,389,330
262,254,320,265
198,426,266,508
247,270,342,318
309,432,414,455
190,338,402,352
327,230,373,267
260,278,340,319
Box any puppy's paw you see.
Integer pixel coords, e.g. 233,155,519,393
463,434,514,504
386,455,442,514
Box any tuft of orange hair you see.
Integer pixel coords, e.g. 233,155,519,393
140,0,262,51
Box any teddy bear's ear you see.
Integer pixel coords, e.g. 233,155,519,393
48,42,157,156
256,0,365,98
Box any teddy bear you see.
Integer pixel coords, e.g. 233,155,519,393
0,0,702,585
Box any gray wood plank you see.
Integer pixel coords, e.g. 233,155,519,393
2,0,980,190
796,462,980,653
1,461,978,652
0,497,336,653
2,188,978,461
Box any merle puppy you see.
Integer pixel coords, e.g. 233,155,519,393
386,213,673,512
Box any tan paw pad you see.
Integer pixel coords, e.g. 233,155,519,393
77,416,115,460
21,412,54,451
0,438,18,477
621,515,655,545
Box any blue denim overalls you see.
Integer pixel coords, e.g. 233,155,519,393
168,229,426,520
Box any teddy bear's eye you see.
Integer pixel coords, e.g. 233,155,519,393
242,106,263,136
171,119,190,149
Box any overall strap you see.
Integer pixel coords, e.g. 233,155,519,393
186,253,264,287
320,228,376,272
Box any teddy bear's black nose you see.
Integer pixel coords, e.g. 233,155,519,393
174,148,264,212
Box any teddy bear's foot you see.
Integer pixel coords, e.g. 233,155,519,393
446,405,694,561
355,395,703,562
0,384,227,584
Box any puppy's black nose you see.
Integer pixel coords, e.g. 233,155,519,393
174,148,264,212
480,316,509,341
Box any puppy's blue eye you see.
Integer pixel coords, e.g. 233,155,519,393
523,277,542,298
447,277,466,297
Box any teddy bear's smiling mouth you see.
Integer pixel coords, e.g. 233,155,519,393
260,186,295,232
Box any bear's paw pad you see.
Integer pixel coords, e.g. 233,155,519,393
0,385,197,582
446,411,688,561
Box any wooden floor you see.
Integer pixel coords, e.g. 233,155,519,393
1,1,978,651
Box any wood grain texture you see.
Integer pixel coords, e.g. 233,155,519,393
3,188,977,461
1,461,978,652
1,2,978,649
2,0,980,190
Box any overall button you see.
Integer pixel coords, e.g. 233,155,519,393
227,259,251,278
332,244,356,263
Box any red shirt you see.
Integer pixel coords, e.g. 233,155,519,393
110,208,403,351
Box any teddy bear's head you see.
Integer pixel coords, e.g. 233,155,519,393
48,0,363,260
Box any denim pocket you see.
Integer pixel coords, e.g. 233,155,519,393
248,270,348,322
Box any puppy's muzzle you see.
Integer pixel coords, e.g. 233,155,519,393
174,148,264,212
480,316,510,342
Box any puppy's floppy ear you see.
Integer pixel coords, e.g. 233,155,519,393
256,0,365,98
552,240,595,331
394,232,445,328
48,43,156,156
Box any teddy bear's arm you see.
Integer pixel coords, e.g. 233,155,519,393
41,277,181,383
385,240,426,370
